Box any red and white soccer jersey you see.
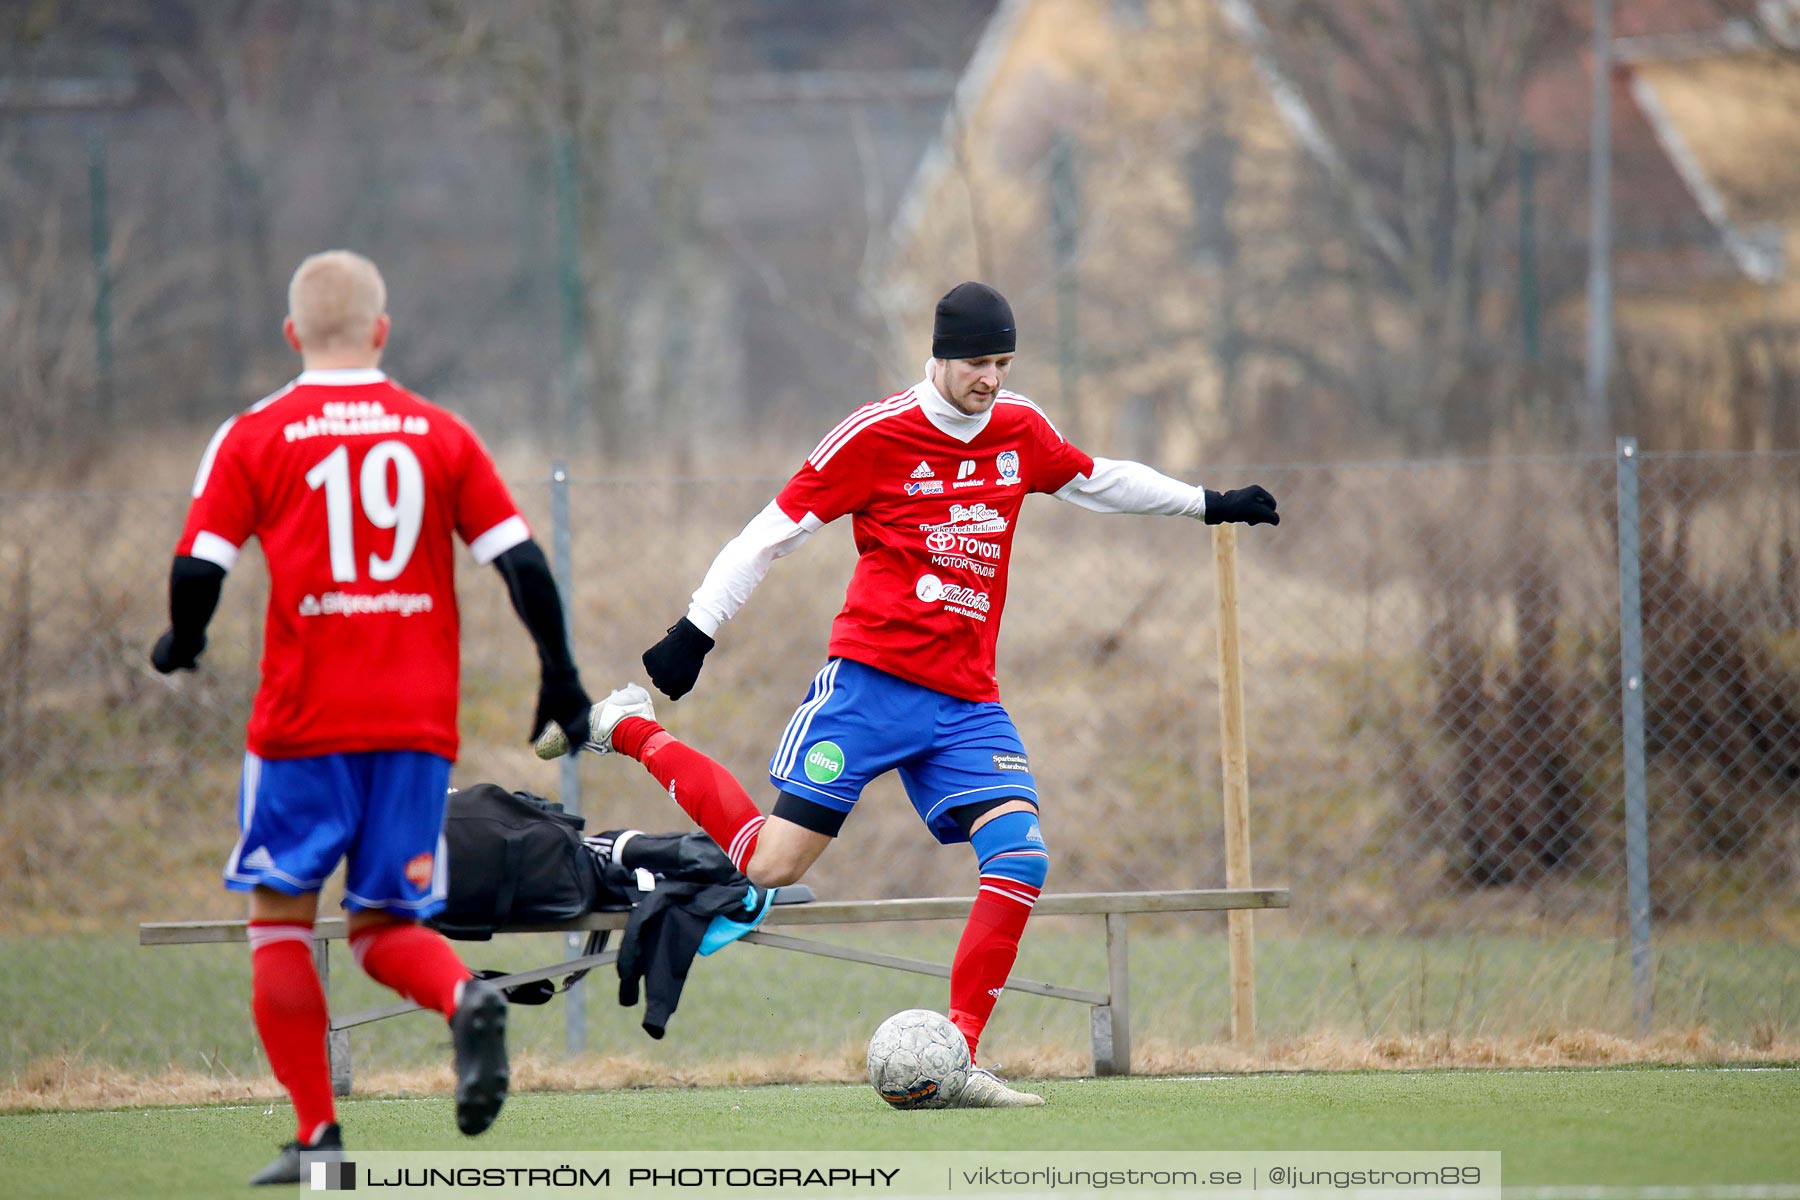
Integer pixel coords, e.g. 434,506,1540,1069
775,385,1093,702
176,369,529,760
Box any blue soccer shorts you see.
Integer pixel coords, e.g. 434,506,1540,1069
768,658,1040,845
223,749,453,916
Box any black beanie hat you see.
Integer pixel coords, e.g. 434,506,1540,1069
932,282,1016,360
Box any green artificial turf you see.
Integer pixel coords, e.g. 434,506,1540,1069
4,1066,1798,1199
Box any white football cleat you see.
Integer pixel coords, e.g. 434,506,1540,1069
534,684,656,759
949,1065,1044,1108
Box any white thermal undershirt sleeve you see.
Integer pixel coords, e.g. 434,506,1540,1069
684,499,819,637
1052,457,1209,519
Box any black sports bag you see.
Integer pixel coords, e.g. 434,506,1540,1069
429,784,598,941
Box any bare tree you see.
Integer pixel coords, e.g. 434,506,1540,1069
1247,0,1573,448
151,0,340,400
398,0,652,454
638,0,719,462
0,3,221,465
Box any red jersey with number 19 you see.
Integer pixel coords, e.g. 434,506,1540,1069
775,385,1093,702
175,369,530,761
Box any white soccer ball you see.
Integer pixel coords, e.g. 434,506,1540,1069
866,1008,970,1109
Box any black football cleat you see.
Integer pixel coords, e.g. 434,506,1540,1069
249,1121,344,1186
451,977,510,1135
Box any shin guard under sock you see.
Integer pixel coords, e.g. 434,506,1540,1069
248,921,336,1142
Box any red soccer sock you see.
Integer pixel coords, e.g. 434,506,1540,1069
248,921,336,1143
349,921,472,1019
614,717,766,872
947,878,1041,1063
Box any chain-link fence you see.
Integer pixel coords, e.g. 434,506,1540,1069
3,448,1798,1089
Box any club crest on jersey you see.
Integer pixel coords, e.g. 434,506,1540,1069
997,449,1021,485
919,502,1008,537
904,479,944,495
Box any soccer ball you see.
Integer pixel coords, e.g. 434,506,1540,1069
866,1009,970,1109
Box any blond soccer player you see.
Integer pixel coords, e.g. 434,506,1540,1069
153,251,594,1183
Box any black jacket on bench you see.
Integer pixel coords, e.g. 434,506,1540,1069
617,879,766,1039
429,783,759,1038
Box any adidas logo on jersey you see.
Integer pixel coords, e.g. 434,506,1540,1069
910,461,934,479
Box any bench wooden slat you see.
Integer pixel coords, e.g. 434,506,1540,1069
138,887,1289,945
140,886,1292,1085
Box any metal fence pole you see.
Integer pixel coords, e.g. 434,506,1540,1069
1616,437,1653,1035
87,133,114,421
553,131,585,449
1587,0,1615,444
551,462,587,1056
1049,132,1082,445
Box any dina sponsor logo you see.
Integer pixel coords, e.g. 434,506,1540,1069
803,740,846,785
919,502,1008,537
904,479,944,495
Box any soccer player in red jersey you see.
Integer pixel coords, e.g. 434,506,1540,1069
564,282,1276,1105
151,251,594,1183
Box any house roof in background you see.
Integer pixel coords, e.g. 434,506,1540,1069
885,0,1792,291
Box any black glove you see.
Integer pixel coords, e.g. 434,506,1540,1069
152,556,226,674
1203,485,1280,526
642,617,714,701
150,629,205,674
534,668,593,750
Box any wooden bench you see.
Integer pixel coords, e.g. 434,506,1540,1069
141,886,1287,1094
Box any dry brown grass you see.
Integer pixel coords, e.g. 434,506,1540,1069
8,1029,1794,1115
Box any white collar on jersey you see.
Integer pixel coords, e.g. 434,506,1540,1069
295,368,388,386
917,362,992,444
